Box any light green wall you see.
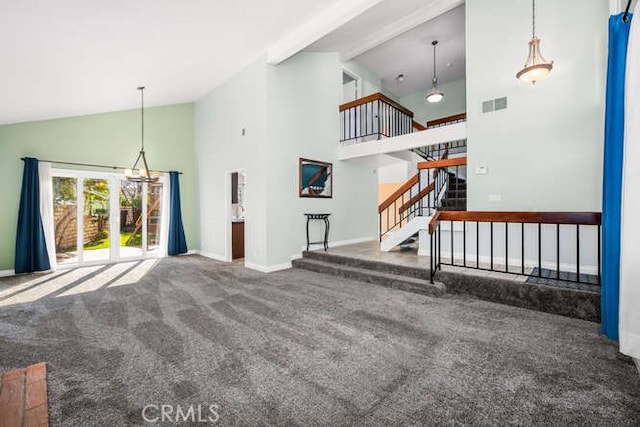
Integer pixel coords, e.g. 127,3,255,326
195,53,378,270
465,0,607,211
0,103,197,271
400,78,466,125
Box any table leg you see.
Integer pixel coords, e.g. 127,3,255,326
324,217,330,251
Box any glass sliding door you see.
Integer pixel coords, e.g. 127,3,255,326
51,171,167,265
82,178,110,262
52,177,78,264
119,180,144,258
147,182,163,255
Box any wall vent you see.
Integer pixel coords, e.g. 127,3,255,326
481,96,508,114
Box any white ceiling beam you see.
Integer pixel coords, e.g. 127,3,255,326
266,0,386,65
340,0,464,62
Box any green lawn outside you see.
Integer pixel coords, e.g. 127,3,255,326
83,233,142,250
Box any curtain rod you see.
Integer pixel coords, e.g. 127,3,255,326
20,157,183,175
623,0,632,22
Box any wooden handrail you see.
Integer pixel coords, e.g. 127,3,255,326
378,174,418,213
412,120,426,131
418,157,466,170
339,92,414,117
428,210,442,234
429,211,602,234
398,182,435,213
426,113,466,128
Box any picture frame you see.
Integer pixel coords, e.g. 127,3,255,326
299,158,333,198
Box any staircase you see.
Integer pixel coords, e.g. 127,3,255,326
291,247,600,322
440,172,466,211
291,250,446,297
378,140,467,252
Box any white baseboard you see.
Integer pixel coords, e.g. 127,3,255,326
0,269,15,278
195,250,291,273
195,250,229,263
301,235,376,252
244,261,291,273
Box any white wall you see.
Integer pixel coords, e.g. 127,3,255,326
195,53,378,271
267,52,378,266
400,78,467,125
465,0,608,211
378,161,412,184
341,60,383,97
195,56,270,266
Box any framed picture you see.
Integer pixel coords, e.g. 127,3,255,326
299,158,332,198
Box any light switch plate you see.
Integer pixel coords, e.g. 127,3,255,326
489,194,502,202
475,165,487,175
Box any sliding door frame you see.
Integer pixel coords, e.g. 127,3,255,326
51,168,169,268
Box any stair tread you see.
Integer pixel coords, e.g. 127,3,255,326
302,250,428,278
293,257,445,297
296,258,424,281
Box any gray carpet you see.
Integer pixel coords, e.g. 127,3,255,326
0,255,638,426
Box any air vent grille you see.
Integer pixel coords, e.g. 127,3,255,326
481,96,508,114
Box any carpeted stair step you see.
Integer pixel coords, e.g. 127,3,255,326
445,189,466,198
447,181,466,189
302,250,429,280
440,198,467,210
292,258,445,297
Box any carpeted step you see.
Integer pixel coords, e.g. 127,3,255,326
447,181,466,189
292,258,445,297
436,270,600,322
440,199,467,210
445,189,466,198
302,250,429,280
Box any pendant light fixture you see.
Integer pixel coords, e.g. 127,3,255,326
425,40,444,103
126,86,159,182
516,0,553,84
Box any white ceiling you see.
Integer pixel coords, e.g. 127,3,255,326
0,0,348,125
0,0,463,125
352,5,466,99
304,0,465,99
307,0,445,54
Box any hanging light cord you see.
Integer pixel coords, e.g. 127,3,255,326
532,0,536,38
138,86,145,152
432,41,438,80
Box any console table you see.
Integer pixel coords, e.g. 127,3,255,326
304,213,330,251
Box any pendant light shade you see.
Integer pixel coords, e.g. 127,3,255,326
426,40,444,103
126,86,159,182
516,0,553,84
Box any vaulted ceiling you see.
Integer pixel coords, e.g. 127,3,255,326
352,5,465,99
0,0,463,125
